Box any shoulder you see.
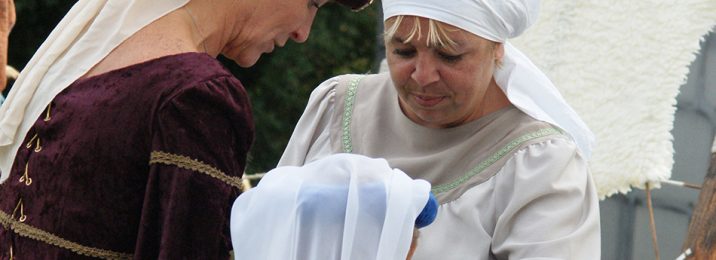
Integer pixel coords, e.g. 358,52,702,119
315,73,390,93
305,73,375,106
158,53,241,95
504,124,586,183
514,136,580,162
491,107,573,151
494,107,582,167
149,70,255,175
150,54,253,138
151,53,249,112
311,73,390,103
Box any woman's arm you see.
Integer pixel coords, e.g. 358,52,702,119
491,138,600,259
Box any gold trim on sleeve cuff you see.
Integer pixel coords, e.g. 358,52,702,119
149,151,244,191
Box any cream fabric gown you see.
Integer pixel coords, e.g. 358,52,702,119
279,73,600,259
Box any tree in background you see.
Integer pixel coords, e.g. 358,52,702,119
8,0,73,74
228,4,379,174
8,1,378,174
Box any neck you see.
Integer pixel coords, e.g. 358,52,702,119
181,0,232,57
479,79,511,117
181,0,246,59
183,6,209,54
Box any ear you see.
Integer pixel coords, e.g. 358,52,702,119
493,42,504,62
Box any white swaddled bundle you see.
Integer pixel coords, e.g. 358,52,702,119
230,153,435,260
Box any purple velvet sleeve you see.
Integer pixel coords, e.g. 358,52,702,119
133,76,254,259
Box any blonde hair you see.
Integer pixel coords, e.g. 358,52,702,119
384,16,459,52
383,15,503,67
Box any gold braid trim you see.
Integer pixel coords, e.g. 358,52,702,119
0,210,132,259
149,151,243,191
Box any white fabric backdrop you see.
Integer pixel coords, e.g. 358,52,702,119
510,1,716,198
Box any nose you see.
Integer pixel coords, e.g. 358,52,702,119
290,12,317,43
411,54,440,87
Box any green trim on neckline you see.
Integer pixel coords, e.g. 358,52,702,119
432,127,564,194
338,75,564,195
341,76,362,153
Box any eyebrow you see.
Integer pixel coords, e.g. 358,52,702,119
392,36,420,46
391,36,464,52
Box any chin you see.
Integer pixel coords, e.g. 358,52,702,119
236,56,261,68
226,52,262,68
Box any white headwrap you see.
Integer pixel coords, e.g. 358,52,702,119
0,0,189,182
230,153,431,260
383,0,595,158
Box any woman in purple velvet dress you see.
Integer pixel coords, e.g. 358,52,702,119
0,0,372,259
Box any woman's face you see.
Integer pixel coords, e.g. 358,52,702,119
385,16,503,128
223,0,326,67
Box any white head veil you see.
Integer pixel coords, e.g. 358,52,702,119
0,0,189,182
382,0,595,158
230,153,432,260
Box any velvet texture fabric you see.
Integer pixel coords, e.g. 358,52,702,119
0,52,254,259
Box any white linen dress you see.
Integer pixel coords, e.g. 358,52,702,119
279,73,601,260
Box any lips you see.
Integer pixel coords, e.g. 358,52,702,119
413,94,445,107
265,43,275,53
266,39,286,54
275,39,286,48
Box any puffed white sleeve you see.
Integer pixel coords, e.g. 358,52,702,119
491,137,601,260
277,76,340,167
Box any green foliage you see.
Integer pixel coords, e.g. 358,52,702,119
228,4,379,173
10,0,378,174
9,0,75,70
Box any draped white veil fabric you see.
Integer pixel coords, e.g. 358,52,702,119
382,0,595,159
230,153,431,260
0,0,189,182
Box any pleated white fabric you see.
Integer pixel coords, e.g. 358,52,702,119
230,153,431,260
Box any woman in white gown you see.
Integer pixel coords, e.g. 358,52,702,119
278,0,601,259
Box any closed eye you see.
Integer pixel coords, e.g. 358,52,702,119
438,52,462,63
393,48,416,58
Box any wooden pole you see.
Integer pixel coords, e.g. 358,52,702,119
682,153,716,259
646,183,661,260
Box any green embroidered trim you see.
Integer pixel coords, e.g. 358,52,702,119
0,210,132,259
341,77,362,153
149,151,243,191
432,127,564,194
